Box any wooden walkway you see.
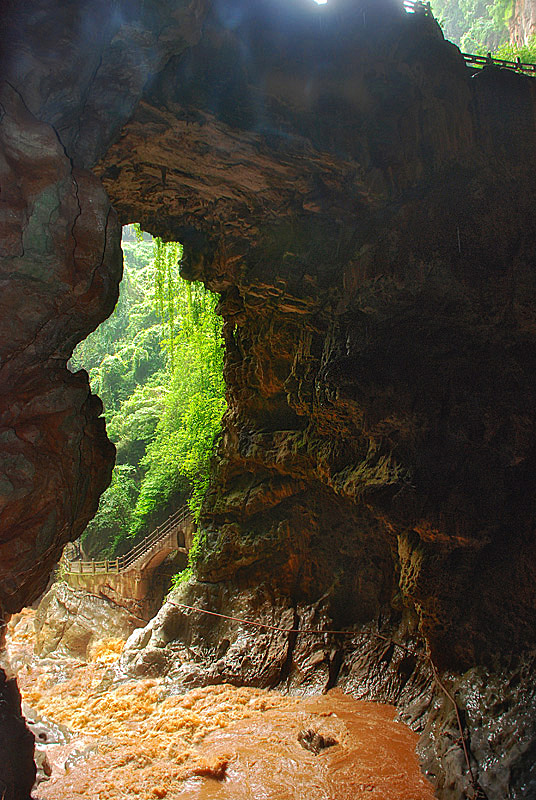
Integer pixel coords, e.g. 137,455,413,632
65,506,192,577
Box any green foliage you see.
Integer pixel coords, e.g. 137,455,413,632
168,566,193,594
494,33,536,60
132,281,226,530
187,527,209,572
107,376,167,467
154,237,182,365
71,226,226,557
431,0,513,52
80,465,138,557
71,227,164,414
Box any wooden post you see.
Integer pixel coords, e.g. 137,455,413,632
105,559,108,573
92,560,96,574
116,558,119,573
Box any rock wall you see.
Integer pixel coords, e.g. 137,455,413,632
510,0,536,46
0,82,121,617
119,579,536,800
97,3,536,672
33,582,144,660
2,1,536,797
0,669,35,800
0,0,207,617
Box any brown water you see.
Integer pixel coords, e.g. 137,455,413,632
170,692,435,800
7,611,435,800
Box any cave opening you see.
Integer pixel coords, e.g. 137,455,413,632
2,0,536,797
66,223,226,598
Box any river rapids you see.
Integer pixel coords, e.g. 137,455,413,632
5,609,435,800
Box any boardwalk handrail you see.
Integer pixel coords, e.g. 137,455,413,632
402,0,433,15
402,2,536,76
65,506,191,575
462,52,536,75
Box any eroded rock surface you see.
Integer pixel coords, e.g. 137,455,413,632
3,1,536,797
118,579,536,800
96,3,536,673
0,82,120,616
34,582,144,660
510,0,536,46
4,0,536,672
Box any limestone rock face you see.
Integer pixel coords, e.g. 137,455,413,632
98,4,536,672
7,0,536,673
1,0,205,619
0,83,121,615
3,0,207,169
510,0,536,46
34,583,144,660
2,2,536,795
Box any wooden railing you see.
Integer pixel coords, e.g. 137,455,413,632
65,506,191,576
462,52,536,75
403,0,433,15
402,2,536,76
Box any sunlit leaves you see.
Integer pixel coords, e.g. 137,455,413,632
133,284,226,527
431,0,513,52
72,225,226,556
494,32,536,61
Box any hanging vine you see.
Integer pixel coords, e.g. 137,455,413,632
153,237,182,366
132,226,183,367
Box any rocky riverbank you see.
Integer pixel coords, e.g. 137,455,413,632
7,581,535,799
5,589,435,800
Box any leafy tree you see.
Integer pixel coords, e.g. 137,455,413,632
494,32,536,60
431,0,514,52
70,226,226,557
80,465,138,558
131,274,226,532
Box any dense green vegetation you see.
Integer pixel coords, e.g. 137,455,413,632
70,227,226,558
430,0,536,62
494,33,536,60
431,0,514,52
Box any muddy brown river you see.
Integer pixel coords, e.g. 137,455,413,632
6,610,435,800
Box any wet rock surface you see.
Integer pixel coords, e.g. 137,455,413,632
23,704,72,788
34,582,145,660
115,579,536,799
96,1,536,673
2,2,536,797
0,669,35,800
0,82,120,616
3,0,536,668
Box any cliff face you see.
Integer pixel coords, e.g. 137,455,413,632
0,0,208,617
0,82,121,616
510,0,536,45
3,0,536,796
98,4,536,672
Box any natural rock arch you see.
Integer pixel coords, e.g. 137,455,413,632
2,1,536,796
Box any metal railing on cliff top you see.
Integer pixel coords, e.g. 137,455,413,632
64,506,190,576
403,0,536,75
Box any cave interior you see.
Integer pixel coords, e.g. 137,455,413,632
2,0,536,797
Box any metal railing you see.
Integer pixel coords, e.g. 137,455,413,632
65,506,191,576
